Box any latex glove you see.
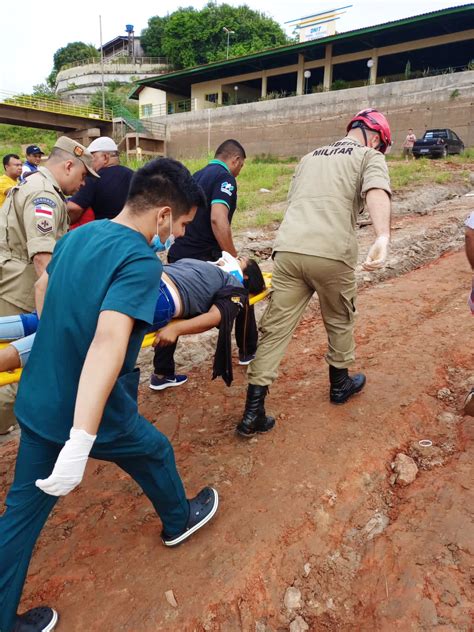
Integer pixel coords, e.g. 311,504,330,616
362,235,390,271
36,428,96,496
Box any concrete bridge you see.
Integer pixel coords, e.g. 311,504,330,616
0,90,166,157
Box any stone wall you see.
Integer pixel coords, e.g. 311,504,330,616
148,71,474,158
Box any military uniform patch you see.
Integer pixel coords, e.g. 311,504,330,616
33,197,57,208
36,218,53,234
34,204,54,219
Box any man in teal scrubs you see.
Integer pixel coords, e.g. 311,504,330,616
0,158,218,632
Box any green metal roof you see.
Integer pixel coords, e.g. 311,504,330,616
129,4,474,98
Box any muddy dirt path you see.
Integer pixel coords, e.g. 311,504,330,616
0,177,472,631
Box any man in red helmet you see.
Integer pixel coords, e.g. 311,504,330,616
235,109,392,437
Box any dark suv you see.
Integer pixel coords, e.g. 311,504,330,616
412,128,465,159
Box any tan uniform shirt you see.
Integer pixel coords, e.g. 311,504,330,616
273,136,391,269
0,167,69,311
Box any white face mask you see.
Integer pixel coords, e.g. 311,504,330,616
151,212,175,253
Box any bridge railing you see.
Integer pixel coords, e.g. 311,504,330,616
0,90,113,121
59,57,170,71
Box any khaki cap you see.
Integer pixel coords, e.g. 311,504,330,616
53,136,100,178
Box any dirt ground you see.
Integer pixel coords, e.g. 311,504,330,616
0,169,473,631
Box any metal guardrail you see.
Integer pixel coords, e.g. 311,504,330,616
141,99,194,119
0,90,112,121
59,57,170,71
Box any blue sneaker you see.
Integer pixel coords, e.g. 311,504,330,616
149,373,188,391
162,487,219,547
14,607,58,631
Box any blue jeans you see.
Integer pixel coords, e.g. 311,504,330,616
0,419,189,632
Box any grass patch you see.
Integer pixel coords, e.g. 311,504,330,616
0,124,57,155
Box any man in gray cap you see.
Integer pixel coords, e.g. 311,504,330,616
0,136,98,433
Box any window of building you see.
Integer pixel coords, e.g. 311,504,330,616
141,103,153,117
205,93,218,103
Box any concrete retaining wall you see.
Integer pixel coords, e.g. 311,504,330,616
148,71,474,158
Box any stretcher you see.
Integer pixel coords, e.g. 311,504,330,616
0,273,272,387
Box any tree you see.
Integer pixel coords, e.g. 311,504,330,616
141,3,289,68
89,83,139,118
48,41,98,87
140,15,168,58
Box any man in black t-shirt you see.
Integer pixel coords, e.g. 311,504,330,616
169,139,243,263
67,137,133,222
165,140,258,366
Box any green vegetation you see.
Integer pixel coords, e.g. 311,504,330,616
48,42,98,86
122,153,474,230
141,2,290,68
89,84,139,118
0,125,57,156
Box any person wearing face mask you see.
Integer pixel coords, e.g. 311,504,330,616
0,137,96,435
235,109,392,437
0,158,219,632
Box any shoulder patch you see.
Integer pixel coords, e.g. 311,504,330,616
221,181,235,196
33,197,57,208
36,218,54,235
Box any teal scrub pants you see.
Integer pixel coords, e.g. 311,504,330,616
0,419,189,632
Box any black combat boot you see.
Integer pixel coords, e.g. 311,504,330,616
236,384,275,437
329,366,366,404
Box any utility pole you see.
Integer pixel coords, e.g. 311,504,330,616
222,27,235,60
99,15,106,118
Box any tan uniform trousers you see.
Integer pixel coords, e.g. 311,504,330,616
0,297,26,433
248,251,357,387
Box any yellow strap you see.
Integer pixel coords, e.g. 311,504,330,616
0,273,272,387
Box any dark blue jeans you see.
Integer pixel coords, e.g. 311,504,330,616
0,419,189,632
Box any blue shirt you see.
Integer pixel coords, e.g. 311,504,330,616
169,159,237,262
15,220,161,444
20,160,39,183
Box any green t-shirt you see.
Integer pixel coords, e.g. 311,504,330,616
15,220,161,444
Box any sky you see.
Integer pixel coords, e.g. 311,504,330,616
0,1,468,94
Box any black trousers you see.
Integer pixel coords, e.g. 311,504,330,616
153,306,258,376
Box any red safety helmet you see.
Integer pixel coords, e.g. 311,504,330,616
347,108,392,154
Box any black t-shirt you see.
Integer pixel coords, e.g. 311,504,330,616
169,160,237,262
70,165,133,220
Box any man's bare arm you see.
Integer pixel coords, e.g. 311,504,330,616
0,345,21,372
210,203,237,256
465,228,474,269
32,252,52,279
365,188,391,238
362,188,391,270
34,270,49,316
154,306,222,347
67,200,85,224
73,310,134,436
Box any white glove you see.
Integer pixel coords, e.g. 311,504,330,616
36,428,96,496
363,235,390,271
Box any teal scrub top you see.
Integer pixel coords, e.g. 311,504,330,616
15,220,161,444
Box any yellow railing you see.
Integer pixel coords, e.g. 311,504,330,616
0,90,112,121
0,274,272,387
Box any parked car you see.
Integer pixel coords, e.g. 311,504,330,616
412,128,464,159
